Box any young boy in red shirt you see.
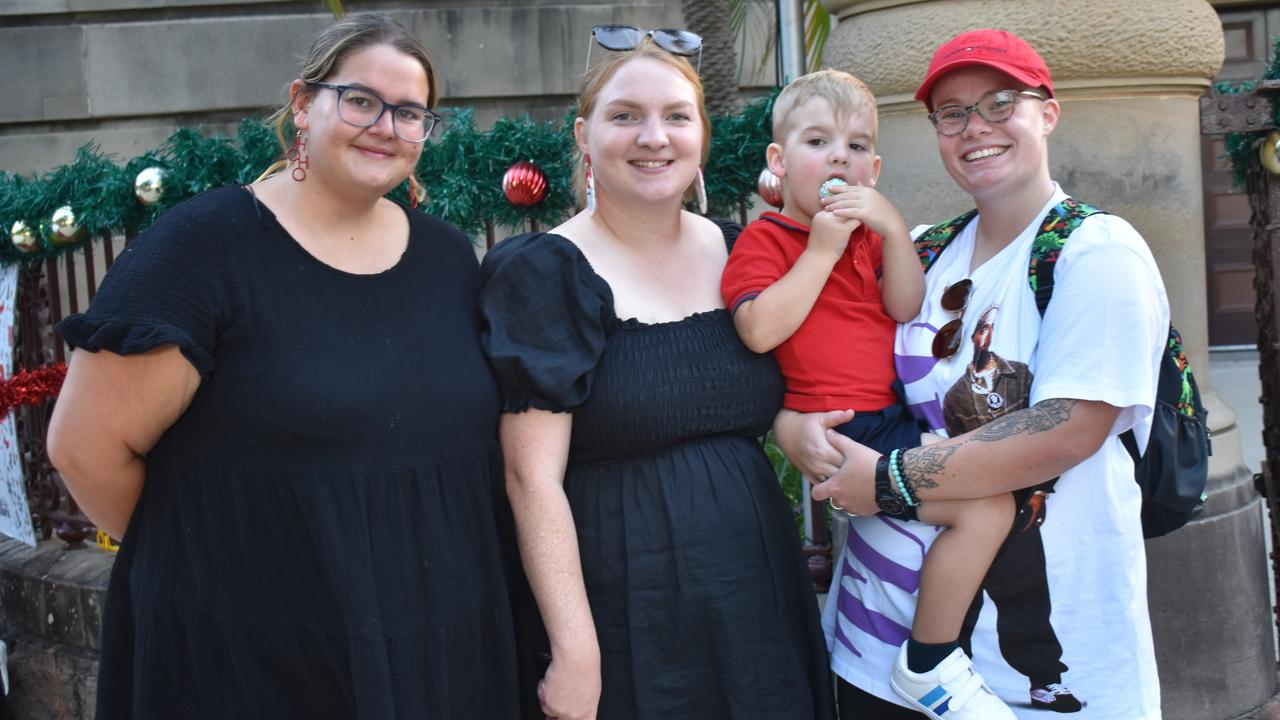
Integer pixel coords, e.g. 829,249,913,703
721,69,1016,720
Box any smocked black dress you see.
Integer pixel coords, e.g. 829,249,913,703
479,230,836,720
59,186,520,719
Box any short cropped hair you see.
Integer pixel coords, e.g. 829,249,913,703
771,69,878,144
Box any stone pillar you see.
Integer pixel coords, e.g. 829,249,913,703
821,1,1276,718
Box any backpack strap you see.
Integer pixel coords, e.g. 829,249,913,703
1027,198,1166,465
914,209,978,272
1026,197,1107,316
913,198,1105,283
1118,424,1142,465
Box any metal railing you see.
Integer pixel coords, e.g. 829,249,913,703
20,234,122,549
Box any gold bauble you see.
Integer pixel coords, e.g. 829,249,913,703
1261,132,1280,176
10,221,37,252
50,205,82,244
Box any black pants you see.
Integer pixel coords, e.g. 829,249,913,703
836,678,924,719
959,512,1067,688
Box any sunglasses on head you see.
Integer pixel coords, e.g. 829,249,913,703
931,278,973,360
587,25,703,73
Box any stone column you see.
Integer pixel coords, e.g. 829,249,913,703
821,1,1275,718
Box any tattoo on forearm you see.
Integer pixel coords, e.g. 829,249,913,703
902,442,958,493
902,399,1078,494
971,398,1077,442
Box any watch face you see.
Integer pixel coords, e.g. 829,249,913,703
877,491,907,517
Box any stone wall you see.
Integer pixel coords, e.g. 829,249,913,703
0,0,774,177
0,537,112,720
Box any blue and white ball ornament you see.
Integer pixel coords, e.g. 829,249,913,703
819,177,848,199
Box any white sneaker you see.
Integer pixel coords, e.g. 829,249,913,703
889,644,1016,720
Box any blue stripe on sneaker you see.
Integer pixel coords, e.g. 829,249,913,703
934,698,951,715
919,686,948,707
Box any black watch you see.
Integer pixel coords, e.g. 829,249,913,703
874,454,908,517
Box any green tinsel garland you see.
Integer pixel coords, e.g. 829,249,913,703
706,89,778,218
0,90,780,264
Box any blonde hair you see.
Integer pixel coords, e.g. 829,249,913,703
771,69,878,144
262,13,438,191
572,40,712,206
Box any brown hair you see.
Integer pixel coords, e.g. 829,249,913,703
771,69,878,144
573,40,711,205
263,12,438,191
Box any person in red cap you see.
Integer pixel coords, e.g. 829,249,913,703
774,28,1168,720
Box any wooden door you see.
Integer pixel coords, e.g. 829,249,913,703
1203,6,1280,346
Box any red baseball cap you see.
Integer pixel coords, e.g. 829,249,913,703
915,29,1054,110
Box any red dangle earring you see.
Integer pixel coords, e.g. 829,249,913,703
286,131,309,182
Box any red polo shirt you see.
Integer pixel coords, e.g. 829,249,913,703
721,212,898,412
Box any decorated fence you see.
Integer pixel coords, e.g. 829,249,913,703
1203,35,1280,639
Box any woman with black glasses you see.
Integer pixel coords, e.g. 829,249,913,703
47,13,521,719
479,28,836,720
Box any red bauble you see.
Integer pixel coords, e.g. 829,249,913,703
757,167,784,209
502,161,548,207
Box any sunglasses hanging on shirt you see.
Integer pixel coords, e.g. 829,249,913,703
932,278,974,360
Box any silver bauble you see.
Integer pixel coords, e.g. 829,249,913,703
134,166,166,205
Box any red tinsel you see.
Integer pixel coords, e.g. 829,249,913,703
0,363,67,416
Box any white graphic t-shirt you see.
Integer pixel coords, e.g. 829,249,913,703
822,186,1168,719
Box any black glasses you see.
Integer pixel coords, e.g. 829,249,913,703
927,89,1046,137
306,82,441,143
587,25,703,73
932,279,973,360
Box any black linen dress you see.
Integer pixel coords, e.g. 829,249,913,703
59,186,520,719
479,230,836,720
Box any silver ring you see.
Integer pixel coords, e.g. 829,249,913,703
829,498,858,517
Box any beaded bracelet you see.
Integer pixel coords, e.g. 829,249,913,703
896,448,919,506
888,448,918,507
892,448,915,506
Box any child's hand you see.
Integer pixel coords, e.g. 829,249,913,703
821,184,908,242
808,209,859,260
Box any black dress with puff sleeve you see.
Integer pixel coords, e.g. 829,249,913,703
58,186,521,719
479,229,836,720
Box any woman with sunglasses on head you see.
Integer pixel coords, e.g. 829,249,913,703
480,29,836,720
774,30,1168,720
47,13,521,719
